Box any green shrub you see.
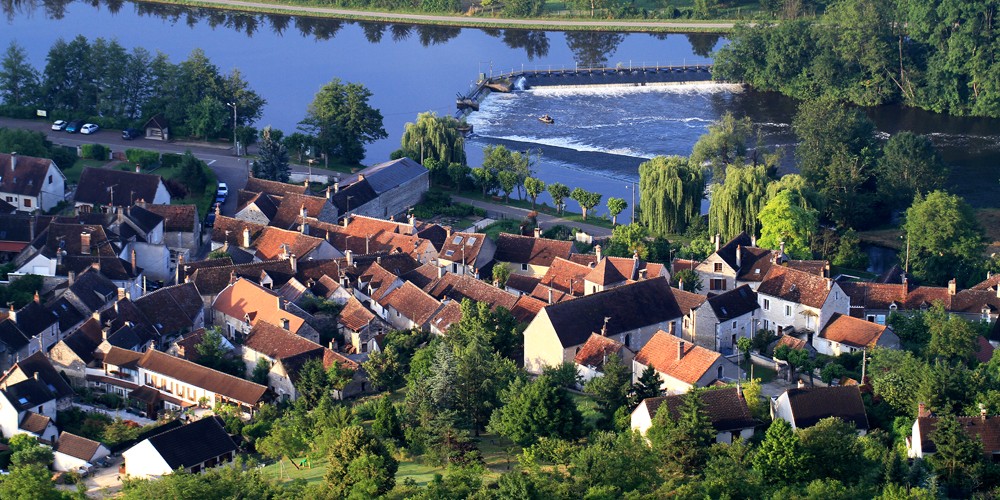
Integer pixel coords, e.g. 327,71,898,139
125,148,160,168
80,144,107,160
160,152,183,169
49,146,77,170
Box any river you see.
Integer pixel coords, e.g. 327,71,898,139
3,0,999,222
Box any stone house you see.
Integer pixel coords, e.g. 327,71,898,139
771,385,869,434
907,403,1000,459
211,278,319,343
813,313,900,356
140,203,201,265
330,157,429,220
631,387,758,443
436,232,496,278
574,334,634,384
74,167,170,209
494,232,573,278
632,330,740,394
688,284,760,352
756,265,849,336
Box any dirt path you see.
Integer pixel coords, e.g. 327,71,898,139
155,0,737,31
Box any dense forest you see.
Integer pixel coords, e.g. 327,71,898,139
715,0,1000,118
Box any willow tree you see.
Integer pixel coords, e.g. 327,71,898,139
765,174,822,213
707,163,770,241
399,111,466,165
638,156,705,237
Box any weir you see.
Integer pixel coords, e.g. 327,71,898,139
456,63,715,117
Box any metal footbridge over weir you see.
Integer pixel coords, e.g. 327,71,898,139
456,62,715,115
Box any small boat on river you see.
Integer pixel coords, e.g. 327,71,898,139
539,114,554,124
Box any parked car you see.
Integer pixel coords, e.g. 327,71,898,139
204,212,216,228
122,128,142,140
51,120,67,131
80,123,99,135
216,182,229,198
65,120,85,133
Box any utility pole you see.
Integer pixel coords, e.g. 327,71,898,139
227,102,238,156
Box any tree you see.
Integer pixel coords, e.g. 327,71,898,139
9,434,54,467
251,358,270,385
630,365,662,408
736,336,752,375
194,328,243,377
926,305,980,363
798,417,870,484
583,354,631,429
0,463,64,500
570,187,601,220
372,395,404,444
400,112,466,165
876,132,948,210
325,425,398,498
251,126,290,182
178,151,209,195
187,96,227,140
757,190,818,260
364,346,404,391
903,191,985,287
498,170,519,202
707,163,771,241
299,79,387,163
753,418,807,484
570,431,661,495
609,223,647,257
638,156,705,236
672,268,702,292
294,358,331,409
690,112,754,180
832,228,869,270
447,162,470,191
256,414,309,468
0,41,38,107
492,262,511,288
646,390,715,474
487,375,583,446
692,0,718,18
524,177,545,209
928,414,983,496
471,167,496,197
548,182,570,214
606,197,627,225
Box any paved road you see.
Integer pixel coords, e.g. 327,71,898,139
453,195,613,237
180,0,736,31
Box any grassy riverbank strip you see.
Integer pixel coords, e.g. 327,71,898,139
135,0,739,33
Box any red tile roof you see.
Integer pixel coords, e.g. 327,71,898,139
976,336,995,364
270,193,334,229
438,232,484,266
343,214,414,236
585,258,627,286
574,334,625,367
244,177,307,197
819,313,890,348
775,335,807,351
54,432,104,461
428,301,463,333
672,287,707,316
138,349,268,405
757,265,833,309
510,294,546,324
253,227,324,260
0,153,55,197
212,278,305,334
635,330,721,385
379,281,441,327
211,216,266,248
422,273,518,311
538,257,591,296
244,321,323,360
338,297,375,332
494,234,573,268
142,204,198,232
915,415,1000,454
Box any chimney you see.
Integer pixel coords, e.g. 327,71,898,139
715,233,721,252
902,274,909,296
358,174,365,181
996,285,999,300
437,265,446,279
215,204,221,216
779,241,786,260
68,271,75,286
230,270,238,284
595,244,602,262
533,227,541,238
918,402,929,418
304,179,310,189
677,340,685,360
342,216,349,228
117,287,125,300
408,214,416,227
678,279,684,290
548,288,553,304
289,253,297,273
981,403,988,420
33,291,39,303
736,246,742,268
102,325,109,341
325,185,332,200
797,379,806,389
638,268,648,280
81,231,91,254
281,318,290,330
242,227,251,248
300,205,309,234
751,233,757,247
824,262,831,278
130,249,137,271
334,182,340,194
826,278,832,291
149,340,156,351
345,250,354,266
948,278,957,296
446,227,452,239
135,164,140,173
10,152,16,172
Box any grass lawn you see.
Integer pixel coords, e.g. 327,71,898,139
62,158,107,184
396,460,445,487
455,188,615,230
568,391,602,430
261,456,328,484
474,433,520,476
148,157,219,218
480,219,522,240
746,363,777,384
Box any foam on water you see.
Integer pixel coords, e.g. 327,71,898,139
527,82,743,97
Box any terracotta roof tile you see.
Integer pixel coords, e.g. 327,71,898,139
244,178,307,197
672,287,707,316
172,328,207,361
429,301,463,333
244,321,323,360
339,296,375,332
138,349,267,405
505,274,541,294
378,281,441,327
211,216,265,248
189,259,294,296
757,266,833,309
510,295,546,324
574,334,625,367
635,330,722,385
585,258,627,286
400,263,442,289
141,204,198,232
538,257,591,296
55,432,104,461
343,214,414,236
253,227,324,260
916,415,1000,454
19,411,51,434
0,153,55,197
75,167,164,207
775,335,807,351
495,233,573,268
133,282,203,334
271,193,335,229
422,273,518,311
819,313,889,348
212,279,306,334
438,232,484,266
972,274,1000,291
103,347,143,368
976,336,995,364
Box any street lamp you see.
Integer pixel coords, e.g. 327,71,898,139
624,182,637,223
226,102,238,156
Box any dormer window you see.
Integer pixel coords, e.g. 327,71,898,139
714,263,723,272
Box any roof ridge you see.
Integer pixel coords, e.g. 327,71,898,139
195,258,289,272
141,349,267,389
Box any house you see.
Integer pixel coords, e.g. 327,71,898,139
756,265,849,336
140,203,201,262
523,277,685,374
211,278,320,343
421,271,518,312
694,233,829,293
0,214,52,261
338,296,378,354
143,114,170,141
0,351,73,443
632,330,739,394
376,281,444,332
53,431,111,472
631,387,757,443
494,232,573,278
187,258,295,311
133,282,205,341
841,277,1000,326
695,232,757,293
49,318,104,386
689,285,760,352
252,226,340,262
771,385,869,433
241,321,362,401
330,157,429,220
92,347,268,417
907,403,1000,459
436,231,495,278
270,192,339,229
74,167,170,209
122,416,237,478
8,295,60,357
813,313,900,356
574,334,634,383
0,153,67,212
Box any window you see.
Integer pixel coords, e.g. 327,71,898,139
521,263,528,271
717,365,723,379
866,315,875,323
624,334,631,346
732,321,737,329
710,279,727,291
714,263,723,272
4,196,11,202
48,175,53,184
763,299,770,310
22,199,30,208
785,305,792,317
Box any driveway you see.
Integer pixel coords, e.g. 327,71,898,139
72,402,156,426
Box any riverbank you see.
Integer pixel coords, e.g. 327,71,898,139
137,0,739,32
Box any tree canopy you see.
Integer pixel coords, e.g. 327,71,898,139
299,78,386,163
638,155,705,236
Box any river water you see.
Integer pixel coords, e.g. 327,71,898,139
3,0,999,221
